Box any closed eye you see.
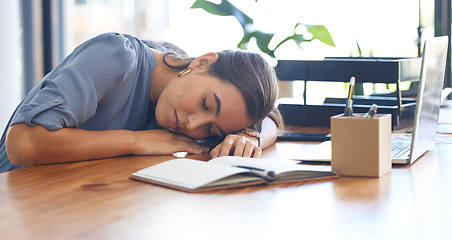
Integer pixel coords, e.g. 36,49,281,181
202,98,212,135
202,98,208,111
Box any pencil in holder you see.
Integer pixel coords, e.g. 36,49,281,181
331,113,392,177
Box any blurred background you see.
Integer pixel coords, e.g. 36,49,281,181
1,0,450,132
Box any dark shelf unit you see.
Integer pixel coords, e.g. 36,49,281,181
276,57,422,129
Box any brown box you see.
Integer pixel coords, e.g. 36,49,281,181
331,114,392,177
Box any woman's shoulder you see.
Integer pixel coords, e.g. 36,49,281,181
74,32,145,56
71,33,147,66
94,32,141,44
64,32,156,75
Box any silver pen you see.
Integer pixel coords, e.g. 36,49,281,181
233,165,276,181
364,104,378,118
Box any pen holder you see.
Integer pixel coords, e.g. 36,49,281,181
331,113,391,177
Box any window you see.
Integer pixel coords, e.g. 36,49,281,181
63,0,170,57
53,0,445,102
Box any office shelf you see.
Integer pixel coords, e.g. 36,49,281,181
276,57,422,129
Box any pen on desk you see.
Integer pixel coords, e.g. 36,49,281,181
364,104,378,118
233,166,276,180
344,76,355,116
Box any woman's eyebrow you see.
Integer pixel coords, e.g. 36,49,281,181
213,92,221,115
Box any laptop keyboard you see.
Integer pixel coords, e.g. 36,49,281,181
391,140,411,159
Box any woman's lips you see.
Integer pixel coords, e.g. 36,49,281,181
171,110,181,130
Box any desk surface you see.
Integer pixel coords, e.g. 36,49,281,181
1,102,452,240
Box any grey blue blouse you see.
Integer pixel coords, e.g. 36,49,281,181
0,32,158,172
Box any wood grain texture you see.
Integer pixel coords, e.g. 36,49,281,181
1,102,452,240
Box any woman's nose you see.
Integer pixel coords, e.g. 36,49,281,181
186,113,210,130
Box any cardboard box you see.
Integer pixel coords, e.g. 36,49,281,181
331,114,392,177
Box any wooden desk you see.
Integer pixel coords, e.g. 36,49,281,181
1,102,452,240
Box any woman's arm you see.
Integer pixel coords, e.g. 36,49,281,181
257,116,278,149
6,123,209,166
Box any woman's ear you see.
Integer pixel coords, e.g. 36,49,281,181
190,52,218,71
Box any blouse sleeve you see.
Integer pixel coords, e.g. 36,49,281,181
12,33,139,130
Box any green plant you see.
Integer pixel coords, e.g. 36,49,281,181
191,0,335,58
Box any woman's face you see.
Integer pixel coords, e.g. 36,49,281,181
155,71,254,139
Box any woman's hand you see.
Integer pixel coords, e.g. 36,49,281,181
209,133,261,158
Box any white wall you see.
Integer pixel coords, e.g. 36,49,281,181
0,1,22,133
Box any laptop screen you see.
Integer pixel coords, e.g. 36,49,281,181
410,36,448,163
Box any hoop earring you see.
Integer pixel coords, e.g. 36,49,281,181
178,69,191,77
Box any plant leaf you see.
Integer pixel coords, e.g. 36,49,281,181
253,30,275,57
190,0,253,27
190,1,336,59
272,34,307,54
304,24,335,47
238,31,253,50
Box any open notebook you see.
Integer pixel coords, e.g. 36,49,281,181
289,36,448,165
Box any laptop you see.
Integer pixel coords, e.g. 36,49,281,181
289,36,448,165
